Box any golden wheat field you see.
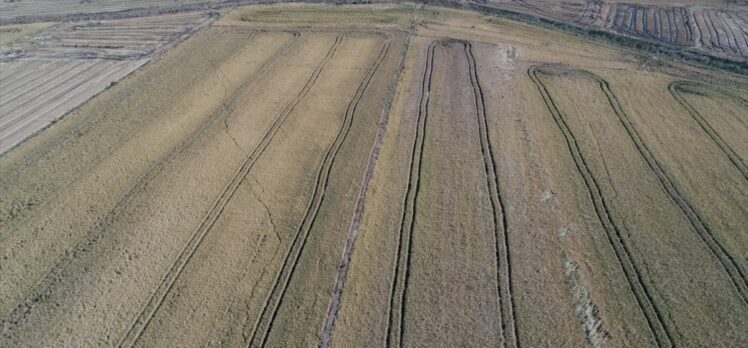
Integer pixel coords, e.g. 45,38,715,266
0,2,746,348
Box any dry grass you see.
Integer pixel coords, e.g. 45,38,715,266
0,3,746,348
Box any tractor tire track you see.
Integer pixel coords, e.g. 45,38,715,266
668,80,748,181
0,32,302,336
385,40,436,348
116,33,343,348
246,34,390,348
464,41,519,348
528,65,674,348
589,70,748,306
319,28,409,348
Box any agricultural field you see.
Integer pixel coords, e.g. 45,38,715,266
0,0,224,24
0,11,214,153
477,0,748,61
0,2,747,348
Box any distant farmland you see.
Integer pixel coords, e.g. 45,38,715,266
0,2,746,348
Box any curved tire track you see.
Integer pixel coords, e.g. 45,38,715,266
245,34,390,348
528,64,674,348
531,64,748,347
668,80,748,180
116,33,343,348
588,71,748,307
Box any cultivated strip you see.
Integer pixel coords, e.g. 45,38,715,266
319,30,405,348
116,33,343,348
668,80,748,180
385,40,436,348
0,32,300,337
246,35,390,348
464,41,519,348
528,65,674,348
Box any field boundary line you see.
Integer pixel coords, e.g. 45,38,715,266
528,64,674,348
668,80,748,180
246,33,391,348
114,33,342,348
384,39,436,348
464,41,519,348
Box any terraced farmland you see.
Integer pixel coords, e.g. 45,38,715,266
0,2,747,348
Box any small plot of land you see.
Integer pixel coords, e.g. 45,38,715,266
0,3,747,348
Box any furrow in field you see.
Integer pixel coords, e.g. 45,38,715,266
0,61,111,133
0,59,89,113
385,39,435,348
0,59,144,153
0,60,78,104
668,81,747,180
528,65,673,348
247,35,388,348
0,60,58,91
117,33,342,348
464,41,519,348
